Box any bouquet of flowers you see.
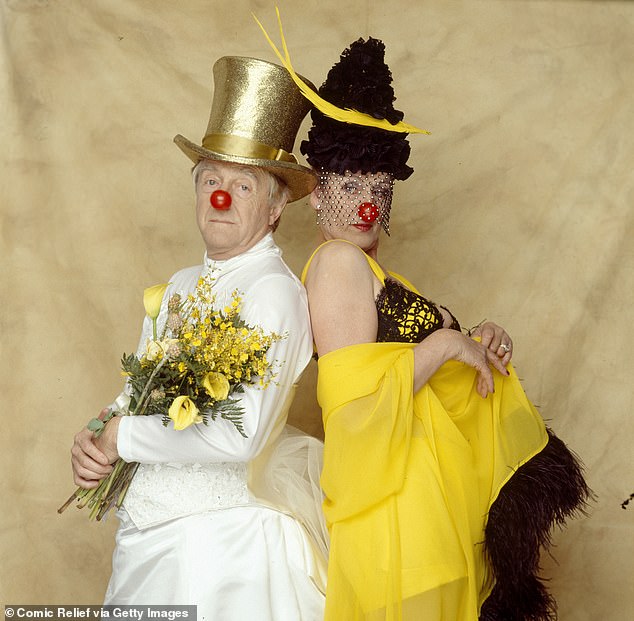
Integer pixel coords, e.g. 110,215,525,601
58,273,283,520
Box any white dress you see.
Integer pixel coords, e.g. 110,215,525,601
103,235,327,621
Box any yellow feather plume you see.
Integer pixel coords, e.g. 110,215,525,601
253,8,431,135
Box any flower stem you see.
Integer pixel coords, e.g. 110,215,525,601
134,357,167,417
57,491,80,514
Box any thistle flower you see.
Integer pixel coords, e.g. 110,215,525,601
150,388,166,402
167,293,181,314
167,313,183,333
166,341,182,359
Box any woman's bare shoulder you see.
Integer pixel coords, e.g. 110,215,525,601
305,241,379,353
306,240,372,280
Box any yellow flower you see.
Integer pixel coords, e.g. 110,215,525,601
144,282,170,340
202,372,230,401
168,396,202,430
143,338,179,362
145,340,165,362
143,283,169,320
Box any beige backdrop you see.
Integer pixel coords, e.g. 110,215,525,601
2,0,632,617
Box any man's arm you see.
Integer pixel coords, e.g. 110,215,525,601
115,273,312,464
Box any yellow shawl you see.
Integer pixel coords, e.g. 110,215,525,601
305,242,548,620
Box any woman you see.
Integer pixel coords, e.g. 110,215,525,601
297,38,590,620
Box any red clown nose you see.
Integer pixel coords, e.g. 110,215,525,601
210,190,232,210
358,202,379,223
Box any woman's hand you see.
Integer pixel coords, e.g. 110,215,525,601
414,329,509,398
469,321,513,366
448,330,510,398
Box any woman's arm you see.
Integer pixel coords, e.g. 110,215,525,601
413,327,510,397
304,242,379,357
305,242,510,398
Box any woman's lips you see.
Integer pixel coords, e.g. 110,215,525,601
352,223,373,232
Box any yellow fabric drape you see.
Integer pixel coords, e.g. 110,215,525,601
317,342,548,620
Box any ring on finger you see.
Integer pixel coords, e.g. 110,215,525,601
499,343,511,353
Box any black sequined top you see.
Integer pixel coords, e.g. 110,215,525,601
376,277,461,344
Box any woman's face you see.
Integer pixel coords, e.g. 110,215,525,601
310,171,394,254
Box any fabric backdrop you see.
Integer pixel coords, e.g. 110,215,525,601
2,0,632,617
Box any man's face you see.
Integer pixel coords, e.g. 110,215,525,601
195,161,283,260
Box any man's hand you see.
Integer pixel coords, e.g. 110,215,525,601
71,408,120,489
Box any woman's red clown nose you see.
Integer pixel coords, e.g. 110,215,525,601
358,202,379,223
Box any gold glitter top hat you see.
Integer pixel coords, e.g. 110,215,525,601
174,56,317,202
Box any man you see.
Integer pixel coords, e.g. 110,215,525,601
70,56,326,620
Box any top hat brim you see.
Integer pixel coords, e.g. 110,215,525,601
174,134,317,203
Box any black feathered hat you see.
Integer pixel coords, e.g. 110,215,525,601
300,38,414,181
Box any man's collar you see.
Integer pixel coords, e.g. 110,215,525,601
202,233,278,275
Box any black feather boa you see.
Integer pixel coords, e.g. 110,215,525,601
479,429,592,620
